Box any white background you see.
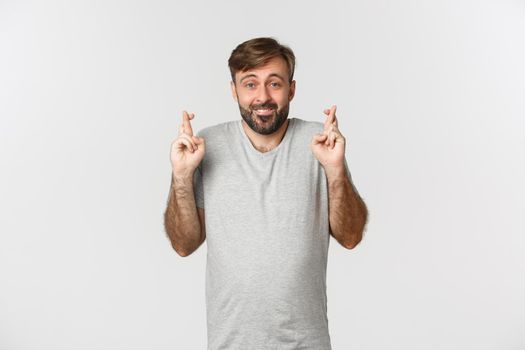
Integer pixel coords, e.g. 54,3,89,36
1,1,524,349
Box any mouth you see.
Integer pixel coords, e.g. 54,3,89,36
253,108,275,116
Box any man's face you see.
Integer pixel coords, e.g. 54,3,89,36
230,56,296,135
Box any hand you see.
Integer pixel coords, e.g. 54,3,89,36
310,105,346,170
170,110,206,178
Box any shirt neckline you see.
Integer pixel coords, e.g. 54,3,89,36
237,118,296,157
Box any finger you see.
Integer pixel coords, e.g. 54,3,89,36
182,110,194,136
179,133,197,151
330,131,337,148
323,109,331,130
179,111,188,135
323,105,337,130
324,133,333,147
312,133,328,145
325,131,334,148
176,137,195,153
191,135,205,152
323,126,331,145
324,124,336,138
333,124,344,139
329,105,337,123
176,133,196,152
331,129,345,148
192,135,203,144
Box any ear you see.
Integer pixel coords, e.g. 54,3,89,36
230,81,238,102
288,80,296,102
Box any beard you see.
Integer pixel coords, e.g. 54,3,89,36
238,101,289,135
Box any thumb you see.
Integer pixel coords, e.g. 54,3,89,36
312,133,327,145
192,135,204,144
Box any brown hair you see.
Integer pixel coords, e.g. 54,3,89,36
228,37,296,84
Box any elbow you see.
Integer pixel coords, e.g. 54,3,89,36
165,229,194,257
164,224,195,258
342,217,367,250
168,231,202,257
176,250,192,258
171,242,193,257
344,207,368,249
342,233,362,250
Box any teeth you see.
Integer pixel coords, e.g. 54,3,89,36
253,107,275,118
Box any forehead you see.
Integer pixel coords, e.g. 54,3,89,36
236,56,289,82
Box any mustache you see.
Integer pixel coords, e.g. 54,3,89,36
250,103,278,110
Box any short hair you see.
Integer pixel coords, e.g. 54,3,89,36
228,37,296,84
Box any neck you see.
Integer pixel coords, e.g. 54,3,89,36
241,118,290,153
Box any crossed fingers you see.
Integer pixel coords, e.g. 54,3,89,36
177,110,199,152
324,105,338,128
323,105,343,148
179,111,194,136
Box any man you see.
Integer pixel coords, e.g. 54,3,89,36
164,37,368,350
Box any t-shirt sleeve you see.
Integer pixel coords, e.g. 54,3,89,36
193,162,204,209
192,131,205,209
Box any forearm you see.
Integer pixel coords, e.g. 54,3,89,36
325,165,368,249
164,173,202,256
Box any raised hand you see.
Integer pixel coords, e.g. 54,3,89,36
170,110,205,178
310,105,346,170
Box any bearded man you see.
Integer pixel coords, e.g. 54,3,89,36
164,36,369,350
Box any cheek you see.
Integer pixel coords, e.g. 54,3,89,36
240,93,256,104
273,92,290,105
237,96,252,107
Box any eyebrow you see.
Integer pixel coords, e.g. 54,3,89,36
239,73,286,83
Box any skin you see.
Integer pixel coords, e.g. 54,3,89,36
164,56,368,256
164,111,206,256
230,56,296,153
311,106,369,248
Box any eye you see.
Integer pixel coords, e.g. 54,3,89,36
270,82,281,88
244,82,256,89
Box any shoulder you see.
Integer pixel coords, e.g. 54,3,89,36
291,117,324,134
194,120,238,141
194,120,240,161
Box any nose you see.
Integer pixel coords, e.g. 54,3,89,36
255,85,271,104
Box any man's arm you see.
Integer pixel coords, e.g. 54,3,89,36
165,110,206,257
164,173,205,257
325,165,368,249
310,105,368,249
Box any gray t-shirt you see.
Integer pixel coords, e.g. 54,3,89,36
193,117,341,350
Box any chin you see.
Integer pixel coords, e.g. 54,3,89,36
239,104,288,135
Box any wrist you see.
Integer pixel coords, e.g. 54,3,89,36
323,164,346,179
172,170,194,184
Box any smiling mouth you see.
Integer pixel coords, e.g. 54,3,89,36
253,108,275,116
